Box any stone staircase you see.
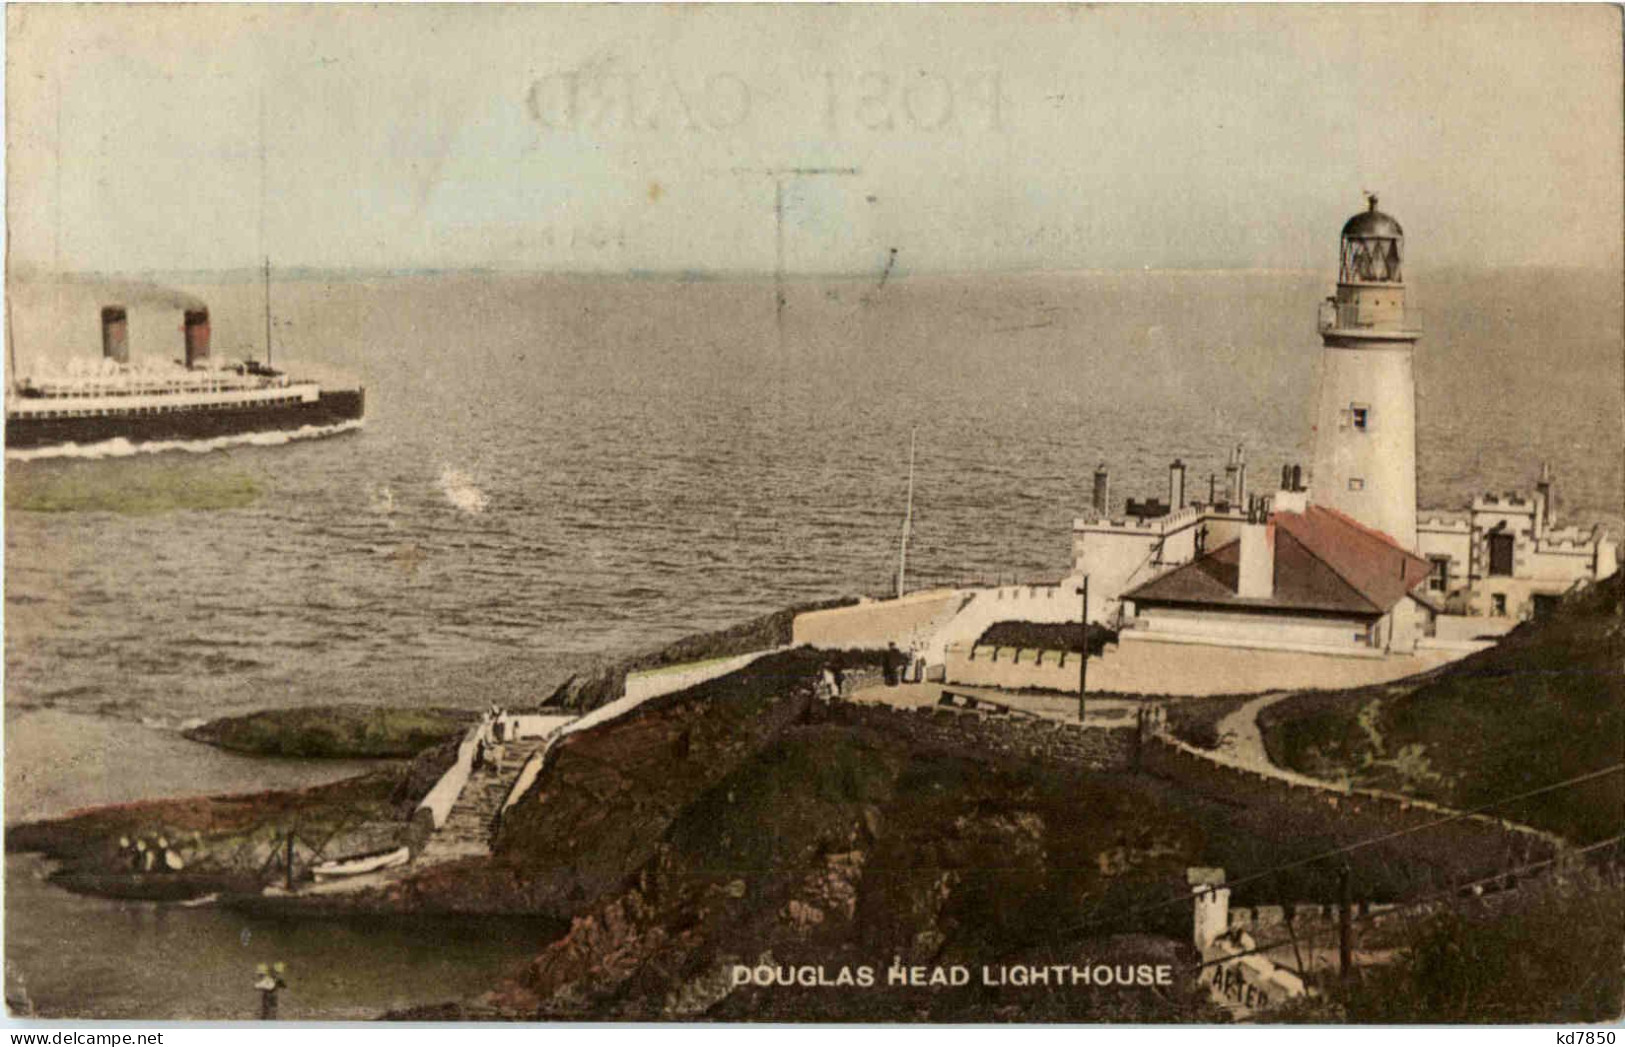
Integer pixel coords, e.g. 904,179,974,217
415,737,549,865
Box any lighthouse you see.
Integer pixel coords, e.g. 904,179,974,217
1308,195,1420,550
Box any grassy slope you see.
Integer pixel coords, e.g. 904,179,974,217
1162,694,1256,750
493,711,1221,1021
1258,572,1624,843
484,646,1529,1019
1270,868,1624,1024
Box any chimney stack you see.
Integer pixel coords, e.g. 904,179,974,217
1237,516,1275,600
1535,462,1554,530
183,308,211,369
1168,458,1186,510
1092,464,1110,515
100,306,129,364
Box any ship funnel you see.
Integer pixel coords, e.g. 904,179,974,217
101,306,129,364
183,308,211,368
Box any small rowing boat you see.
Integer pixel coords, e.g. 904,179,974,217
311,845,410,882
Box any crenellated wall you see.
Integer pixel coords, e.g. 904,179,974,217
1073,505,1248,622
943,634,1466,697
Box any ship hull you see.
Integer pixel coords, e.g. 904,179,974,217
6,388,365,451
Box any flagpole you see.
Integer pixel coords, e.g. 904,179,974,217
897,426,917,599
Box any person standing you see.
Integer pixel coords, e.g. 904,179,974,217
883,642,901,686
255,962,287,1020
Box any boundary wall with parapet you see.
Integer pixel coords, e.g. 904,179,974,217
624,648,785,702
414,723,486,839
826,700,1135,771
1142,733,1563,875
944,637,1466,697
792,589,968,651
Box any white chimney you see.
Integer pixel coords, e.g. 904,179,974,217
1188,867,1231,950
1237,520,1275,599
1274,488,1309,514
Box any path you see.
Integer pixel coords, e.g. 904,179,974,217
293,735,552,897
1212,692,1292,770
415,736,551,864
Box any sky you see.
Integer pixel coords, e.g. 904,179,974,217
6,4,1621,276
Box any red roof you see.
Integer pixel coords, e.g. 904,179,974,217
1124,505,1431,616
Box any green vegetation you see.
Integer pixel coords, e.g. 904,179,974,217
184,705,475,759
975,620,1116,655
1162,694,1255,750
6,769,406,902
6,465,261,513
1258,573,1623,844
1273,868,1624,1023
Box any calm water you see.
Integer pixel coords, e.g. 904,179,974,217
6,267,1622,737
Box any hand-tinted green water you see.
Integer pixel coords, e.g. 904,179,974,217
6,853,558,1020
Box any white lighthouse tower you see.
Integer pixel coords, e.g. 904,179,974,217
1309,195,1419,550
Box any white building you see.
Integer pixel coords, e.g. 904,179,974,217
1072,198,1616,669
1308,196,1420,551
1417,465,1617,621
798,197,1615,696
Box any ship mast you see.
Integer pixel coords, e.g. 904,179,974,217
263,257,273,367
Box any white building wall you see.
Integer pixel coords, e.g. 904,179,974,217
1417,518,1473,605
1309,342,1418,550
1072,506,1222,624
1135,605,1369,650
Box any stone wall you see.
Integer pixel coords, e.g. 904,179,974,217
824,701,1134,772
1142,735,1562,879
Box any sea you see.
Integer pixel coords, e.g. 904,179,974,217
3,266,1621,1018
6,267,1622,751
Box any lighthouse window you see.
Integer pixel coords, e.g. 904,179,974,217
1348,478,1365,491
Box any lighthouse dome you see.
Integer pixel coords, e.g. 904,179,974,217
1342,202,1403,239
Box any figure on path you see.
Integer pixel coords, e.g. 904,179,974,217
255,962,288,1020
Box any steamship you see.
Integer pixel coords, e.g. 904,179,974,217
5,303,365,452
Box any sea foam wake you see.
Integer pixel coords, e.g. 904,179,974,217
438,466,489,514
5,420,365,462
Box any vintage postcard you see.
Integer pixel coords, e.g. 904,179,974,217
3,3,1621,1028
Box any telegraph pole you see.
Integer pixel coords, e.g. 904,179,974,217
731,166,860,350
1338,865,1354,983
1077,576,1090,723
